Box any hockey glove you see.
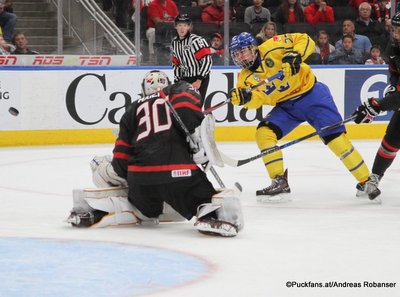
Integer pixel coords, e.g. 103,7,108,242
229,87,252,106
188,127,210,169
90,155,128,187
281,52,302,76
352,98,381,124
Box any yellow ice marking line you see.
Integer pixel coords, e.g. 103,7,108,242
0,123,388,146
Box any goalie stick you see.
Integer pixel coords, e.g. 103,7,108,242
221,115,357,167
203,71,284,114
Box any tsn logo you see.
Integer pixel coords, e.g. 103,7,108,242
79,56,111,65
0,55,17,65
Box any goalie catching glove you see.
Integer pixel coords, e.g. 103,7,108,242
281,52,302,77
352,97,381,124
229,87,252,106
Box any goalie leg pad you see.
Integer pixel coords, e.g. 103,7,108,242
195,188,244,237
212,189,244,232
70,187,186,227
70,187,138,227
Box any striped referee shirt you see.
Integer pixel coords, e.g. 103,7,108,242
171,33,213,81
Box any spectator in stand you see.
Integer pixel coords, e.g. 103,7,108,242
372,0,391,32
349,0,376,9
201,0,233,25
328,34,365,64
304,0,334,26
313,30,335,64
146,0,179,60
273,0,305,25
255,21,277,44
0,0,16,43
365,44,385,64
0,34,13,54
355,2,389,51
198,0,213,7
210,32,224,65
11,32,39,55
299,0,311,5
335,19,372,54
244,0,271,27
373,0,390,22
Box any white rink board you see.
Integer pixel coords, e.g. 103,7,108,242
0,66,389,131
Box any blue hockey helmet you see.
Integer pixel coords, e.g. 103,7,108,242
229,32,258,68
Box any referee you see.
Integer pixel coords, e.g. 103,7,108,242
171,14,213,106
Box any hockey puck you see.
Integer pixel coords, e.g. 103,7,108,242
8,107,19,116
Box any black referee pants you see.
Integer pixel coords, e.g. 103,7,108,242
180,75,210,107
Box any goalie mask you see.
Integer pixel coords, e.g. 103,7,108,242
141,70,171,96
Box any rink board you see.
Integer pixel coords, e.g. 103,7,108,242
0,64,390,146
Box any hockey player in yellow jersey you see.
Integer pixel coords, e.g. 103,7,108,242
229,32,381,202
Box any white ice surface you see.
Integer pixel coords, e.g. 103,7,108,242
1,140,399,297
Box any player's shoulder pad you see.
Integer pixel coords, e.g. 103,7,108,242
168,81,198,96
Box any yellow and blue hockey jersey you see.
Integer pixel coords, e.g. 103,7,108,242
236,33,316,109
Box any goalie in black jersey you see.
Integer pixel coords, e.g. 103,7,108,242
67,70,243,237
353,12,400,193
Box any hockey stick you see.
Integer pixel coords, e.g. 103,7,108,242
203,71,284,114
221,115,357,167
159,90,226,188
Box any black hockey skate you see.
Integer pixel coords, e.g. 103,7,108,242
67,210,108,227
256,169,291,202
356,173,381,202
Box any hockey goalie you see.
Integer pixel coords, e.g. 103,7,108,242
67,70,244,237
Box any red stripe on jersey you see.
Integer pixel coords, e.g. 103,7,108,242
113,152,130,160
115,139,133,147
194,47,211,60
128,164,199,172
382,139,400,152
172,55,180,66
170,92,201,105
173,101,202,112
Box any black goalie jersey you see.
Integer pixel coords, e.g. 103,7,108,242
111,81,204,185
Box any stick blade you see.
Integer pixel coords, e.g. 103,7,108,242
220,151,239,167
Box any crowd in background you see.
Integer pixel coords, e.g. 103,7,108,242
0,0,39,55
100,0,400,65
1,0,399,63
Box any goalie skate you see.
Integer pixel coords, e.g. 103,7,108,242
67,210,108,228
195,218,238,237
256,169,291,203
356,174,381,203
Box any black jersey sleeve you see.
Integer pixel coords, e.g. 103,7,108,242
111,103,137,179
378,91,400,111
386,45,400,86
